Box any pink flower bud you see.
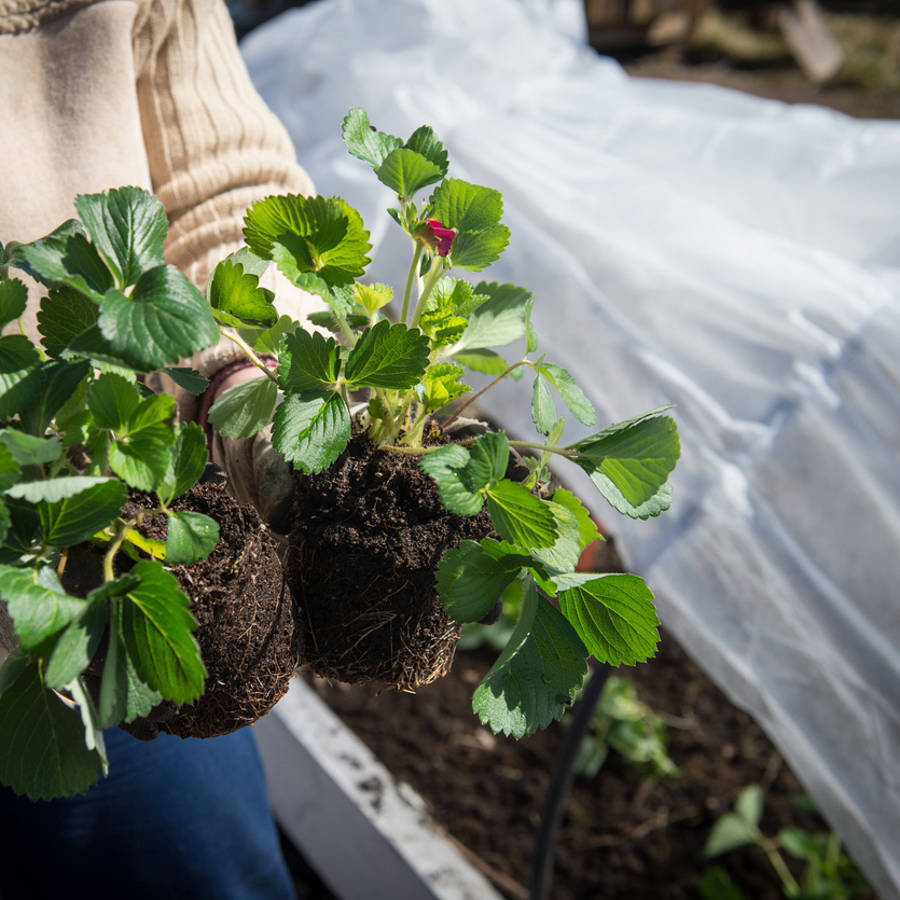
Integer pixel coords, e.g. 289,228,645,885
425,218,455,257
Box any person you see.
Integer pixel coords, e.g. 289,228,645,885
0,1,323,895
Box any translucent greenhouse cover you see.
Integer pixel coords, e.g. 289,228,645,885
242,2,900,895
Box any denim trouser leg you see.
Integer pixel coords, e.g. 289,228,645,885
0,727,296,900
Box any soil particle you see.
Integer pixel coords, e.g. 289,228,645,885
285,429,494,690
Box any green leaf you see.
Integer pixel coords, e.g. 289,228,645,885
244,194,371,288
531,370,556,435
0,277,27,329
429,179,503,233
0,335,42,420
352,283,393,317
404,124,449,177
698,867,746,900
540,363,596,427
37,286,100,359
452,348,511,376
44,594,106,689
15,220,112,300
345,320,430,389
6,475,116,503
0,429,62,466
74,187,167,287
436,540,525,622
162,366,209,395
251,314,295,355
279,328,341,392
590,474,673,520
778,828,821,861
376,148,443,198
108,393,176,491
272,391,351,474
166,510,219,564
556,573,659,666
486,480,557,549
550,488,601,552
735,784,764,828
207,376,278,440
418,278,477,347
160,422,207,503
529,499,583,574
473,581,588,737
419,444,485,516
449,226,511,271
98,607,162,728
705,813,761,858
0,443,20,493
572,411,679,511
18,359,91,436
420,361,470,412
37,478,127,546
87,372,140,430
0,660,103,799
208,257,276,327
0,564,84,651
66,675,108,776
98,265,219,371
451,283,534,352
461,430,509,491
120,560,206,704
341,108,403,169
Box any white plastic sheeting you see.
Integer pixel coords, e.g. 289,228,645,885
242,2,900,895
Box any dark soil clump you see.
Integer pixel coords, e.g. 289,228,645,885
285,430,494,690
135,481,299,738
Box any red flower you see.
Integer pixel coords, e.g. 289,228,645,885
425,218,455,257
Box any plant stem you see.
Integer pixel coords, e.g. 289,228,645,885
760,837,801,896
440,360,529,431
509,439,572,459
103,519,134,583
409,257,445,329
222,329,280,385
401,242,423,325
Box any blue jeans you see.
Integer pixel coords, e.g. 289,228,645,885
0,727,296,899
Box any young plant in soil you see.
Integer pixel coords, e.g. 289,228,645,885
204,109,682,737
0,192,291,799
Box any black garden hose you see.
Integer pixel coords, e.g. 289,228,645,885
529,662,614,900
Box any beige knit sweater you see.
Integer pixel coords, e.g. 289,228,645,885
0,0,321,662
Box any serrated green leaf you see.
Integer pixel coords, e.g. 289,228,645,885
486,480,557,549
589,473,673,520
244,194,371,288
571,412,679,511
98,265,218,370
450,283,533,352
551,488,601,552
0,335,42,420
207,376,278,441
6,475,115,503
162,366,209,395
556,573,659,666
420,361,470,412
272,391,351,474
74,187,167,287
37,478,127,546
452,348,512,376
461,431,509,492
449,226,510,271
419,443,484,516
436,540,524,622
98,613,163,728
66,675,108,774
429,179,504,233
0,564,85,651
352,283,393,316
529,499,583,574
208,257,276,327
376,148,443,198
44,594,106,689
120,560,205,704
279,328,341,392
404,124,449,177
531,371,556,435
735,784,764,828
540,363,596,427
18,359,91,436
14,220,112,300
251,314,294,355
0,429,62,467
160,422,207,503
108,392,176,491
87,372,140,430
0,277,27,329
705,813,761,858
345,320,430,389
341,108,403,169
166,510,219,564
0,444,19,493
473,581,588,737
37,286,100,359
0,660,103,799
